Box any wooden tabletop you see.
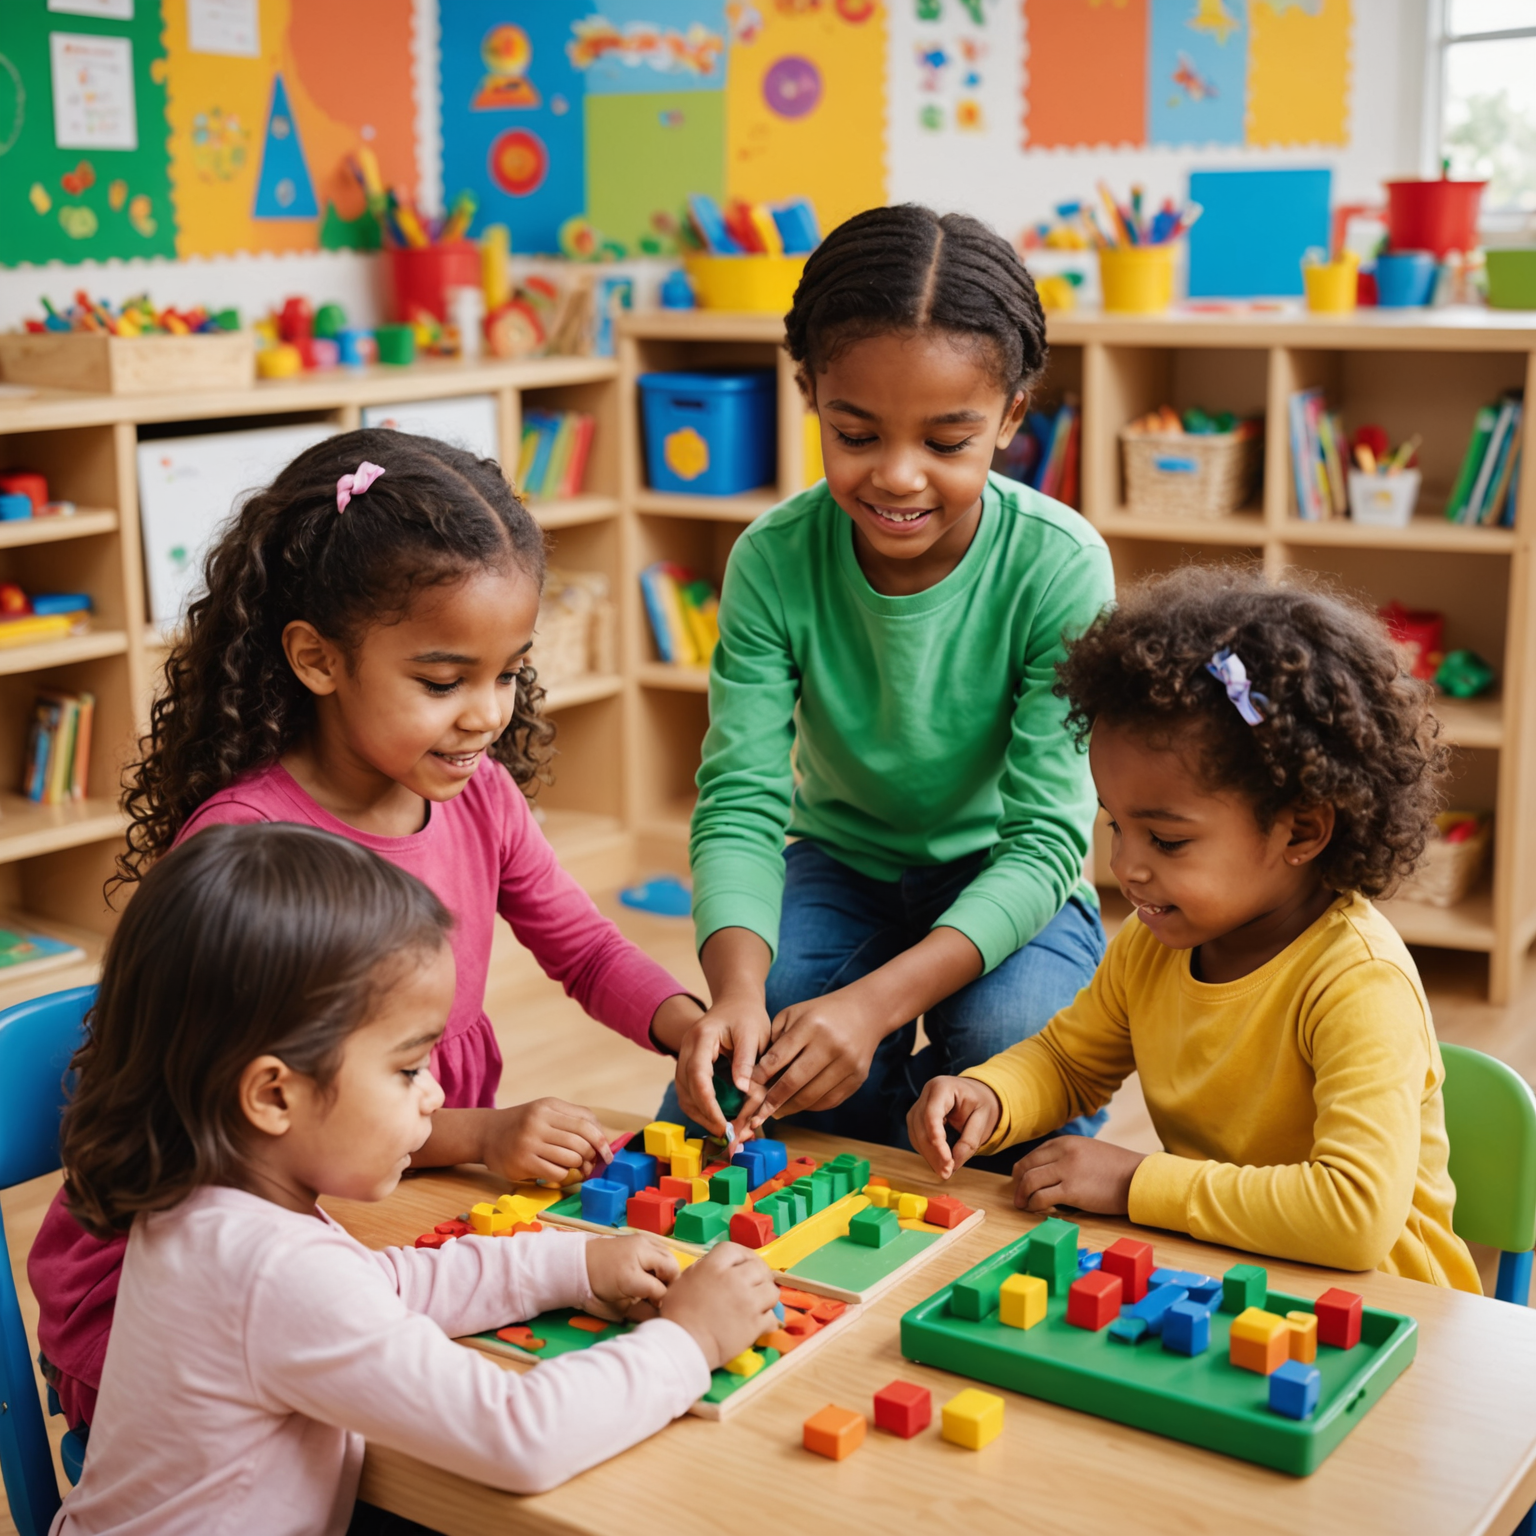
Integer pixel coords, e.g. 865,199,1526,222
324,1114,1536,1536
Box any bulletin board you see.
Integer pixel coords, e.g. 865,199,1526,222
163,0,419,257
1022,0,1352,151
0,0,177,266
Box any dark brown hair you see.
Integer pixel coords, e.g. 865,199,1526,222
115,428,555,893
63,822,452,1237
1055,566,1448,898
783,203,1049,398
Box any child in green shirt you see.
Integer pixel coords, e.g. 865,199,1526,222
663,204,1114,1154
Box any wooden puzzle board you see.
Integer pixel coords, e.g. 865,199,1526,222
900,1231,1418,1476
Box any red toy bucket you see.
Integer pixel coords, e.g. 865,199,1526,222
1384,179,1485,257
386,243,481,323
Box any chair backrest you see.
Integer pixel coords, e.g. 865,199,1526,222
0,985,95,1536
1442,1042,1536,1255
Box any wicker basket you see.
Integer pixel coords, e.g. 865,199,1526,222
1395,813,1491,908
529,569,614,692
1121,427,1262,519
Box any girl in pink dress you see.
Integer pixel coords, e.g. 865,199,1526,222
31,429,703,1430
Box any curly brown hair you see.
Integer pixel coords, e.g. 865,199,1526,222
115,428,555,894
1055,566,1448,898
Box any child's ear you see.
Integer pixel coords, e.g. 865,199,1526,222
1284,802,1336,866
995,390,1029,449
282,620,343,697
239,1055,299,1138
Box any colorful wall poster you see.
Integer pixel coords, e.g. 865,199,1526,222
163,0,418,258
0,0,175,265
1022,0,1351,151
909,0,1004,143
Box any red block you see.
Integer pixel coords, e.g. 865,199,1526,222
434,1219,470,1237
659,1175,696,1202
922,1195,973,1230
873,1380,932,1439
1066,1270,1124,1331
729,1210,775,1248
626,1189,677,1236
808,1297,847,1324
1100,1237,1154,1304
414,1231,448,1249
1314,1288,1363,1350
782,1311,821,1339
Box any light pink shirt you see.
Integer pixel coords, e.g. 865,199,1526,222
51,1187,709,1535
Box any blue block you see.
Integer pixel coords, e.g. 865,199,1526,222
1150,1268,1217,1292
1108,1316,1148,1345
757,1138,789,1180
580,1178,629,1227
1161,1300,1211,1357
1077,1248,1102,1272
1269,1360,1322,1421
0,494,31,521
1123,1284,1188,1336
606,1147,658,1196
773,1301,785,1324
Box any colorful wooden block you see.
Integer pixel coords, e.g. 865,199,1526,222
1067,1270,1123,1331
1101,1237,1154,1303
1162,1299,1210,1356
1314,1288,1363,1350
848,1207,900,1248
1077,1249,1102,1272
605,1148,658,1196
1124,1282,1188,1336
578,1179,628,1227
626,1189,677,1236
1230,1307,1290,1375
1222,1263,1268,1315
729,1209,775,1248
723,1347,765,1378
1108,1316,1149,1344
998,1273,1047,1331
803,1404,866,1460
782,1311,821,1339
923,1194,973,1230
808,1172,835,1211
673,1200,730,1243
1269,1360,1322,1420
1285,1310,1318,1364
826,1165,853,1200
1025,1217,1080,1296
468,1202,510,1236
896,1191,929,1222
941,1388,1004,1450
865,1185,894,1208
495,1193,547,1225
951,1272,1002,1321
709,1165,749,1207
643,1121,687,1159
414,1231,448,1249
873,1380,932,1439
758,1328,798,1355
659,1175,695,1203
669,1147,702,1181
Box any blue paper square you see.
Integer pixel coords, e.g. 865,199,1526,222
1187,168,1332,298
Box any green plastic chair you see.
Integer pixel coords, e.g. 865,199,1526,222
1441,1043,1536,1306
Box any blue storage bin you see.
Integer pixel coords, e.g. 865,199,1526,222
639,370,776,496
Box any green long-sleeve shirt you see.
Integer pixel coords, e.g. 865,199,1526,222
689,473,1115,974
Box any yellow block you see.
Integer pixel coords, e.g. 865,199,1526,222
896,1192,928,1222
1285,1311,1318,1364
866,1186,894,1209
670,1147,702,1181
644,1121,687,1159
469,1202,512,1236
495,1192,550,1225
999,1273,1047,1331
757,1192,870,1271
941,1388,1004,1450
1231,1307,1289,1347
688,1176,710,1204
723,1348,765,1379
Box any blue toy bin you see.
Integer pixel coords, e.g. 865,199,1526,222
639,370,776,497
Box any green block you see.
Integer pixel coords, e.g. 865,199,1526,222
827,1166,852,1200
1222,1264,1267,1315
848,1207,900,1249
808,1171,834,1212
1024,1217,1080,1296
709,1166,748,1207
755,1193,788,1237
787,1189,809,1224
711,1062,745,1120
848,1157,871,1190
673,1201,730,1243
951,1273,1002,1320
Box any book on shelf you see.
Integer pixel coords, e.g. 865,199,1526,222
1288,388,1350,521
0,918,86,980
995,394,1080,508
1446,392,1523,527
517,410,596,503
22,690,94,805
639,562,720,667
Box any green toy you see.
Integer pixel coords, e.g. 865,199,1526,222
712,1060,746,1120
1435,649,1495,699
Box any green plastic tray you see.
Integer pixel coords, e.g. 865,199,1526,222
900,1232,1417,1475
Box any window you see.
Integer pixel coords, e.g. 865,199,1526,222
1434,1,1536,220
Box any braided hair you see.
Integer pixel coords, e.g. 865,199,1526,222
783,204,1049,398
116,428,555,892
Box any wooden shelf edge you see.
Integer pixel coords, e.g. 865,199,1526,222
1089,509,1267,545
0,914,107,1013
0,630,129,677
638,663,710,693
1379,886,1496,952
542,673,623,711
1278,518,1516,553
530,494,621,530
1432,696,1504,751
0,795,128,865
634,488,777,523
0,508,118,547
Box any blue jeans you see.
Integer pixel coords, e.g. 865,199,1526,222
659,840,1107,1168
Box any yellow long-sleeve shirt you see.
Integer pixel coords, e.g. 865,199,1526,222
964,893,1481,1291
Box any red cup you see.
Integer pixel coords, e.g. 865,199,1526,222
386,243,481,323
1384,179,1486,258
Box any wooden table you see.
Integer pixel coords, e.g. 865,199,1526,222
324,1115,1536,1536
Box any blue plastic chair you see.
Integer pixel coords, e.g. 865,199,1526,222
0,986,95,1536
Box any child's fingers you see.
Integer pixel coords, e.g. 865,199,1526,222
1012,1149,1065,1211
948,1102,996,1173
769,1063,859,1121
544,1108,612,1164
634,1236,681,1288
527,1153,584,1183
729,1029,759,1094
679,1033,729,1138
750,1012,807,1083
906,1085,955,1175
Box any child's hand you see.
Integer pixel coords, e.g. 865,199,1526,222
739,994,886,1127
1011,1137,1147,1216
675,996,772,1139
658,1243,781,1372
584,1234,681,1323
907,1075,1003,1179
478,1099,612,1185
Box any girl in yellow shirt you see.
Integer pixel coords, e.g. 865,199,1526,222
909,568,1481,1291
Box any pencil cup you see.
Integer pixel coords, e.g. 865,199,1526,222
387,243,482,324
1374,252,1437,309
1347,469,1420,528
1098,246,1175,315
683,254,807,313
1303,258,1358,314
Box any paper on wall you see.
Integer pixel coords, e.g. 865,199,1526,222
48,0,134,17
187,0,260,59
49,31,137,150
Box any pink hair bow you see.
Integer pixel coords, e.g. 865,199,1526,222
336,460,385,513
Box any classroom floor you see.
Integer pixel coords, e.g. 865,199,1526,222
1,889,1528,1531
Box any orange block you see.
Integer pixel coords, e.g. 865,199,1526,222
757,1327,799,1354
803,1404,866,1460
569,1315,613,1334
1286,1311,1318,1364
1229,1308,1290,1376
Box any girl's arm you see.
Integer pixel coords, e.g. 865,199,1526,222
1128,961,1428,1272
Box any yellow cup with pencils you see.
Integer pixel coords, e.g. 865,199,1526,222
1302,251,1359,314
1098,246,1175,314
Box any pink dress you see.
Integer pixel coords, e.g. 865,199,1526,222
30,756,692,1428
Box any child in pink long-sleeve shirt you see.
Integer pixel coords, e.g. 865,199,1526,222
30,429,705,1429
51,823,776,1536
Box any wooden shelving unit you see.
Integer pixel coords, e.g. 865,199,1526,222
617,306,1536,1003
